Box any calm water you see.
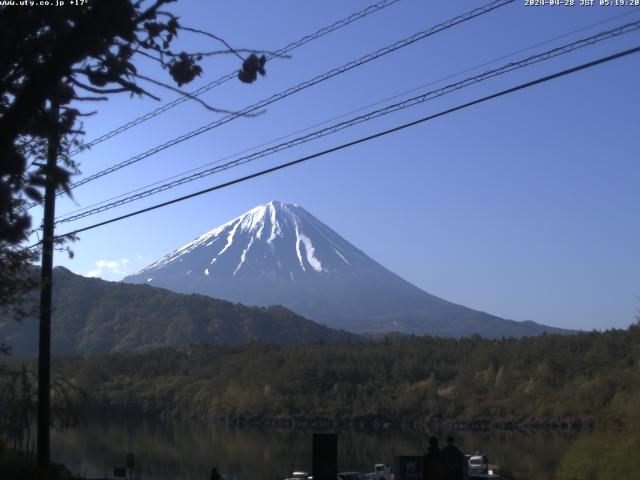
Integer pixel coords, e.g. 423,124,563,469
50,419,582,480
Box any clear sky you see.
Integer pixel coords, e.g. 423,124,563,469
32,0,640,331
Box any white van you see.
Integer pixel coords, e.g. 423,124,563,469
468,455,488,476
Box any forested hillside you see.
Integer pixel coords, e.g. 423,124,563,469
50,325,640,427
0,267,360,356
4,324,640,479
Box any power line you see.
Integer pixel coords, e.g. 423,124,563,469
37,44,639,247
51,20,640,226
53,9,640,223
21,0,513,212
70,0,403,156
68,0,512,185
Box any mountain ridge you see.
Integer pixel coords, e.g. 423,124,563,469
124,201,571,338
0,266,361,357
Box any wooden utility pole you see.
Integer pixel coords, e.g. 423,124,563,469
37,101,59,477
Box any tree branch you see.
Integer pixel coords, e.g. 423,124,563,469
132,72,243,114
69,78,131,95
72,95,108,102
135,0,173,24
193,49,288,58
133,48,168,66
178,26,245,62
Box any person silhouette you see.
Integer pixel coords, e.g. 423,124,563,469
423,436,445,480
441,436,465,480
210,466,221,480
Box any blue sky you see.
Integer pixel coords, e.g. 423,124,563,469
33,0,640,331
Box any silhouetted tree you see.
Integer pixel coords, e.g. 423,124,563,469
0,0,268,242
0,365,89,453
0,0,271,392
0,0,267,312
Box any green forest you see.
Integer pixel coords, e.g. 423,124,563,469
3,325,640,478
43,325,640,427
0,267,360,357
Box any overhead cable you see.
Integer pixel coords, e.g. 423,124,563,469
35,44,639,246
21,0,514,213
53,21,640,225
53,8,640,222
70,0,403,156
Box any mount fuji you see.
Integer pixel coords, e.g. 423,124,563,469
123,201,568,337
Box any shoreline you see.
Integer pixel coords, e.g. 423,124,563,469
85,410,595,432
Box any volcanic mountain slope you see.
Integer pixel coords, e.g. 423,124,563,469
124,201,570,337
0,267,360,356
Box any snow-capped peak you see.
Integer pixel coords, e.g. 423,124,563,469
132,201,361,279
122,202,546,338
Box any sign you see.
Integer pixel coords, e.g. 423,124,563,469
393,456,424,480
126,453,135,469
113,467,127,478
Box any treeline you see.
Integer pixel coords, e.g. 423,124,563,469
0,267,360,357
47,325,640,427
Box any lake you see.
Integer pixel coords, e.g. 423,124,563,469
51,419,583,480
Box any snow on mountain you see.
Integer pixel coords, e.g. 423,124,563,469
132,201,372,281
123,201,570,337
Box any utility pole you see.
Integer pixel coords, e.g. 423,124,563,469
37,101,59,477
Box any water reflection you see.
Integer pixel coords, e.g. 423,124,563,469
51,419,583,480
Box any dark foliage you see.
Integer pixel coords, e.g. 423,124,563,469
48,325,640,426
0,0,266,245
0,365,88,455
238,54,267,83
0,267,359,356
0,1,267,367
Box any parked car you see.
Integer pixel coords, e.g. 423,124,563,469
374,464,391,480
468,454,489,476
